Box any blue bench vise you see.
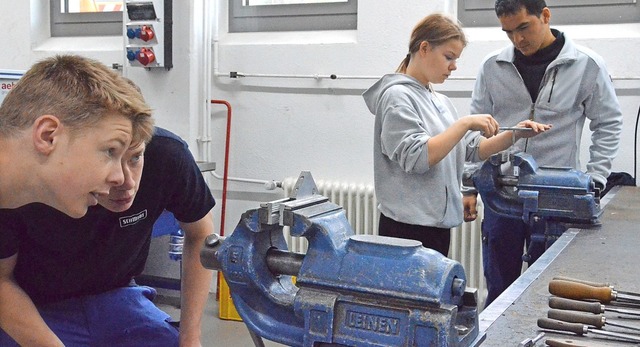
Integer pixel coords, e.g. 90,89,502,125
470,152,602,261
201,171,483,347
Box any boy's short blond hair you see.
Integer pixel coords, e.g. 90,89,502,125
0,54,154,144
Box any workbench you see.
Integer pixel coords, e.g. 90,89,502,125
476,186,640,346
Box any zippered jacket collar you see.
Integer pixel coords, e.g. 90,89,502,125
496,29,578,68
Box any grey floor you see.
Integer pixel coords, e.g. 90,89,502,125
156,293,287,347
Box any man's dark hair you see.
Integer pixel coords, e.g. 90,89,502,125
495,0,547,17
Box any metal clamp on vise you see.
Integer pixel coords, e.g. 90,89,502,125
201,171,483,347
470,152,602,261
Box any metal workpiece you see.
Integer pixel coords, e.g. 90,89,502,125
498,127,533,147
200,171,482,347
498,127,534,131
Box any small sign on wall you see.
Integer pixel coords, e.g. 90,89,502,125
0,70,24,106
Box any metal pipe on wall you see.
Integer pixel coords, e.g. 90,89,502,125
211,100,232,237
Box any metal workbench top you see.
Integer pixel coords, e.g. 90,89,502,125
477,186,640,346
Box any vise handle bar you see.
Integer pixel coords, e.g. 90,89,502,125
265,248,303,276
200,235,305,277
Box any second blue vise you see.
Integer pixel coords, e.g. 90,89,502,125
471,152,602,261
472,152,601,226
201,171,481,347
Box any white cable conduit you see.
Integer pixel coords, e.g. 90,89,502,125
200,0,212,169
204,0,282,191
208,171,282,190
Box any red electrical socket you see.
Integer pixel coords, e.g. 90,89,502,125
140,26,155,42
137,48,156,66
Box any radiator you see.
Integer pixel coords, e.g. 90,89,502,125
450,197,487,309
281,178,487,309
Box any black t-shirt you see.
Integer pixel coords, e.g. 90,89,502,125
0,127,216,305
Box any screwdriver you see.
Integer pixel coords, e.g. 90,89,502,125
548,308,640,332
554,276,640,298
538,318,640,343
545,340,586,347
549,279,640,304
549,297,640,319
546,338,640,347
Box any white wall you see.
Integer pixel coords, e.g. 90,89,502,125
209,1,640,236
1,1,639,239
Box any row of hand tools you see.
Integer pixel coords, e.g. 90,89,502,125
535,276,640,346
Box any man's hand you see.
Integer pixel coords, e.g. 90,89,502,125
463,194,478,222
514,120,552,139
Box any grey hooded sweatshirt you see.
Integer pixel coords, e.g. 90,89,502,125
363,74,482,228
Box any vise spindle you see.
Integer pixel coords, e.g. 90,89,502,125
201,171,482,347
470,152,602,260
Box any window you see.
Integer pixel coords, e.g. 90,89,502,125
229,0,357,33
458,0,640,27
51,0,123,37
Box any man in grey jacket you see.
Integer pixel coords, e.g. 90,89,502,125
468,0,623,306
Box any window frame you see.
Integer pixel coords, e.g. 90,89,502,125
458,0,640,27
51,0,123,37
228,0,357,33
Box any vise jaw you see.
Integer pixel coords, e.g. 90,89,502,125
201,171,482,347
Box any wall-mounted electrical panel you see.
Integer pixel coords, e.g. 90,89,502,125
124,0,172,70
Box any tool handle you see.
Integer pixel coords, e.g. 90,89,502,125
538,318,586,335
547,309,605,328
545,339,588,347
549,297,604,314
553,276,610,288
549,279,613,303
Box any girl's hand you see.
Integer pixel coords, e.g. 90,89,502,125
465,114,500,138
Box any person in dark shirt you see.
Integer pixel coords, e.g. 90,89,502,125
0,54,153,218
0,127,215,347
